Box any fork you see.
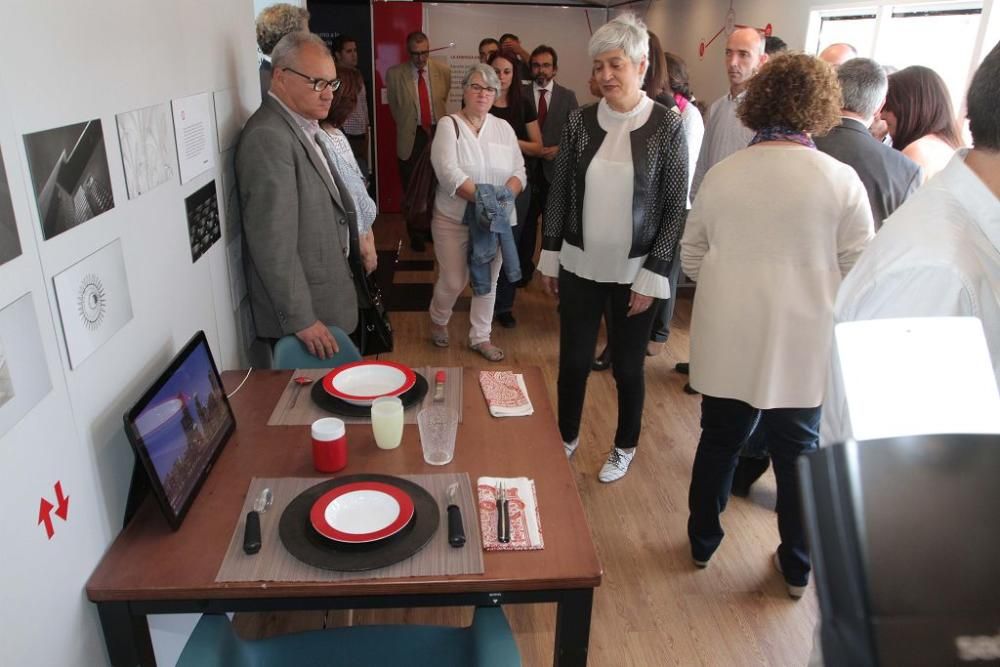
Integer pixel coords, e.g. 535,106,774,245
496,481,510,543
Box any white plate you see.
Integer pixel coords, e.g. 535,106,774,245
323,361,416,406
309,481,415,543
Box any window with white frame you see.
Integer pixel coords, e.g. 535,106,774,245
807,1,992,117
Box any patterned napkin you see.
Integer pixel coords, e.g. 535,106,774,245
476,476,544,551
478,371,534,417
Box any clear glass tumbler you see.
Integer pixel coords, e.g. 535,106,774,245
417,406,459,465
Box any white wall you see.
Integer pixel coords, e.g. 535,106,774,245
0,0,259,665
426,3,609,107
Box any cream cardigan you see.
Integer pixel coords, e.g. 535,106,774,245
681,144,875,409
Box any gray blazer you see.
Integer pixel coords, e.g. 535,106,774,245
814,117,923,230
522,81,579,182
235,95,358,339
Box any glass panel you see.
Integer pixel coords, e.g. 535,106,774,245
815,13,878,57
875,2,982,113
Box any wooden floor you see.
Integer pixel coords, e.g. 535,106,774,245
236,216,818,666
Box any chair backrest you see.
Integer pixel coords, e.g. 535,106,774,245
799,433,1000,666
178,606,521,667
271,325,361,370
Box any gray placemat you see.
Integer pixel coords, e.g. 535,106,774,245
267,366,463,425
215,473,483,583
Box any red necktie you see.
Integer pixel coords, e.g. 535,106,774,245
417,68,432,131
537,89,548,129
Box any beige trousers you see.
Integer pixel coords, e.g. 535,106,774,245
428,211,503,346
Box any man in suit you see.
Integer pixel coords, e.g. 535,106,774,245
236,31,357,359
815,58,923,230
520,44,578,283
386,31,450,251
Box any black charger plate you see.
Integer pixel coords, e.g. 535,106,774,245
310,372,428,418
278,474,440,571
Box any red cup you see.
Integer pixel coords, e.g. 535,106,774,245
312,417,347,473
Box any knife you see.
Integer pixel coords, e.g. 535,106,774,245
243,487,273,555
446,483,466,547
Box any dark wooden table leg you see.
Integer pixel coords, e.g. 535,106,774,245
97,602,156,667
554,588,594,666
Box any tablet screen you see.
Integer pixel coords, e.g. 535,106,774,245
124,331,235,529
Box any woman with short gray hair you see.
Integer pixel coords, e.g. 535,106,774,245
428,63,526,361
539,13,689,482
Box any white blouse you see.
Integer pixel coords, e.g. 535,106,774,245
539,94,670,299
430,114,527,224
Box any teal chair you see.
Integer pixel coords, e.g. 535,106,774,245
176,607,522,667
272,326,362,369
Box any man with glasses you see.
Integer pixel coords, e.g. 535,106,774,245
520,45,577,285
386,30,451,251
236,32,358,361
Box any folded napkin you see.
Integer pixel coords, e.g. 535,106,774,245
476,476,544,551
478,371,534,417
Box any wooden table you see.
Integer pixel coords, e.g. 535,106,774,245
86,367,602,666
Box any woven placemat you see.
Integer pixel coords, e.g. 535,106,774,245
215,473,483,583
267,366,463,426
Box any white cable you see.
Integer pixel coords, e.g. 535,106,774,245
226,367,253,399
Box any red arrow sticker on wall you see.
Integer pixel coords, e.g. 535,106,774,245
38,481,70,540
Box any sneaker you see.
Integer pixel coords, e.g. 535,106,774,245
692,556,710,568
598,447,635,483
772,552,807,599
563,437,580,459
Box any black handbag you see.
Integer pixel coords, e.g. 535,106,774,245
351,270,393,356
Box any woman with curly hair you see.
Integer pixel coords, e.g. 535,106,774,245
883,65,963,182
681,53,874,598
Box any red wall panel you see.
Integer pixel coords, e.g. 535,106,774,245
372,2,424,213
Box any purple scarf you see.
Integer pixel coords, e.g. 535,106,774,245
749,127,816,149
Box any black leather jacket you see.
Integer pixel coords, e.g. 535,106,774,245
542,100,688,276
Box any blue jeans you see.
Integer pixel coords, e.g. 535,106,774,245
494,183,531,315
688,395,820,585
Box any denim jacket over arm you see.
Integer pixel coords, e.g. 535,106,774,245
541,101,689,277
461,183,521,295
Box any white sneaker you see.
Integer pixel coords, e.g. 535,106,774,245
772,552,807,599
598,447,635,483
563,437,580,458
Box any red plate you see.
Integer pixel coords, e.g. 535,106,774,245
309,481,415,543
322,361,417,406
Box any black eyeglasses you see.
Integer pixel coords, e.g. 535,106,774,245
409,50,430,57
282,67,341,92
467,83,498,95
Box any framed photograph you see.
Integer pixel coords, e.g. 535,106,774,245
23,120,115,241
0,147,21,267
185,180,220,263
116,103,178,200
0,293,52,437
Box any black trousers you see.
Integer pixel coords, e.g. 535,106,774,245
557,268,658,449
648,210,687,342
398,127,432,242
519,168,549,280
687,395,820,585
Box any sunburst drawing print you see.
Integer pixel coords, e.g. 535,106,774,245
77,273,107,330
52,239,133,368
